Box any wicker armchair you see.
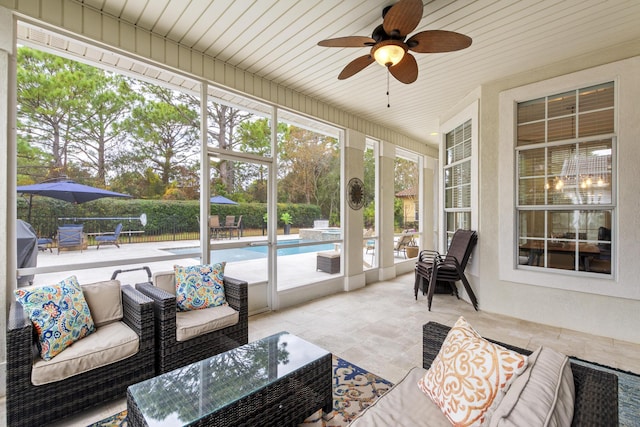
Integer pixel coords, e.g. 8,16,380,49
423,322,618,426
136,273,248,374
6,285,155,427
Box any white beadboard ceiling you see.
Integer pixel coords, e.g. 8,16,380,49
16,0,640,147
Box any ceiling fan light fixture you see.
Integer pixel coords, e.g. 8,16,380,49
318,0,472,87
372,40,406,67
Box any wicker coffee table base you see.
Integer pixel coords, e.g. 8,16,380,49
127,337,332,427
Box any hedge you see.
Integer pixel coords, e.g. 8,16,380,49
18,198,323,236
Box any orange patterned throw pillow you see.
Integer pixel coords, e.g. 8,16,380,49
418,317,528,426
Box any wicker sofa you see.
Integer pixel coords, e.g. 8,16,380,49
349,321,618,426
7,283,155,427
135,271,248,374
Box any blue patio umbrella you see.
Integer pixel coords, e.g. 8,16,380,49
209,195,238,205
17,178,132,221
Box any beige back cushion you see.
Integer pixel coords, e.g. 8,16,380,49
489,346,575,427
153,270,176,295
81,280,123,327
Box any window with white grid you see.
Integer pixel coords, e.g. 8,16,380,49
444,119,472,248
516,82,614,275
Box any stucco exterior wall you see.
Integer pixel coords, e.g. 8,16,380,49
475,41,640,343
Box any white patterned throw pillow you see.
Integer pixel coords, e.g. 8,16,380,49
418,316,528,426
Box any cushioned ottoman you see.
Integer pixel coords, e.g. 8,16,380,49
317,251,340,273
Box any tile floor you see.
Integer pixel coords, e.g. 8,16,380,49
6,272,640,426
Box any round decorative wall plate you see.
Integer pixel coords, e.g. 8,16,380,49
347,177,365,210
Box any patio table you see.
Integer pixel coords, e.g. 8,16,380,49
127,331,332,426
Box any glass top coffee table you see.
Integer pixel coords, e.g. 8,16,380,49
127,332,332,427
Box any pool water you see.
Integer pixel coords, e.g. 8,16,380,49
166,239,336,264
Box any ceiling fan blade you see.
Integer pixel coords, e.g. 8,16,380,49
318,36,376,48
338,55,375,80
407,30,472,53
389,53,418,84
383,0,424,37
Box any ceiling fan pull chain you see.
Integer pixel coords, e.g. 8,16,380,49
387,69,390,108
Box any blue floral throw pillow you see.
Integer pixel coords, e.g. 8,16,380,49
174,263,227,312
14,276,95,361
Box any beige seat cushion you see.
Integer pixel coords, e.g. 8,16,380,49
154,270,239,341
81,279,123,327
317,251,340,259
176,304,239,342
349,367,450,427
31,321,139,386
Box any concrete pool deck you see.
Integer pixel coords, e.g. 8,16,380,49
26,234,405,290
23,233,414,296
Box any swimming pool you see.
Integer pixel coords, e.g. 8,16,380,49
165,239,336,264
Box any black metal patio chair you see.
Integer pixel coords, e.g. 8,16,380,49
226,215,243,239
414,229,478,311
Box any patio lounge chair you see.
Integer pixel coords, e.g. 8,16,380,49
7,282,155,427
414,229,478,311
95,223,123,249
135,270,248,374
364,228,375,253
394,229,416,258
57,224,85,254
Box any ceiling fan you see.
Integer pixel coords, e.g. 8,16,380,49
317,0,472,84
